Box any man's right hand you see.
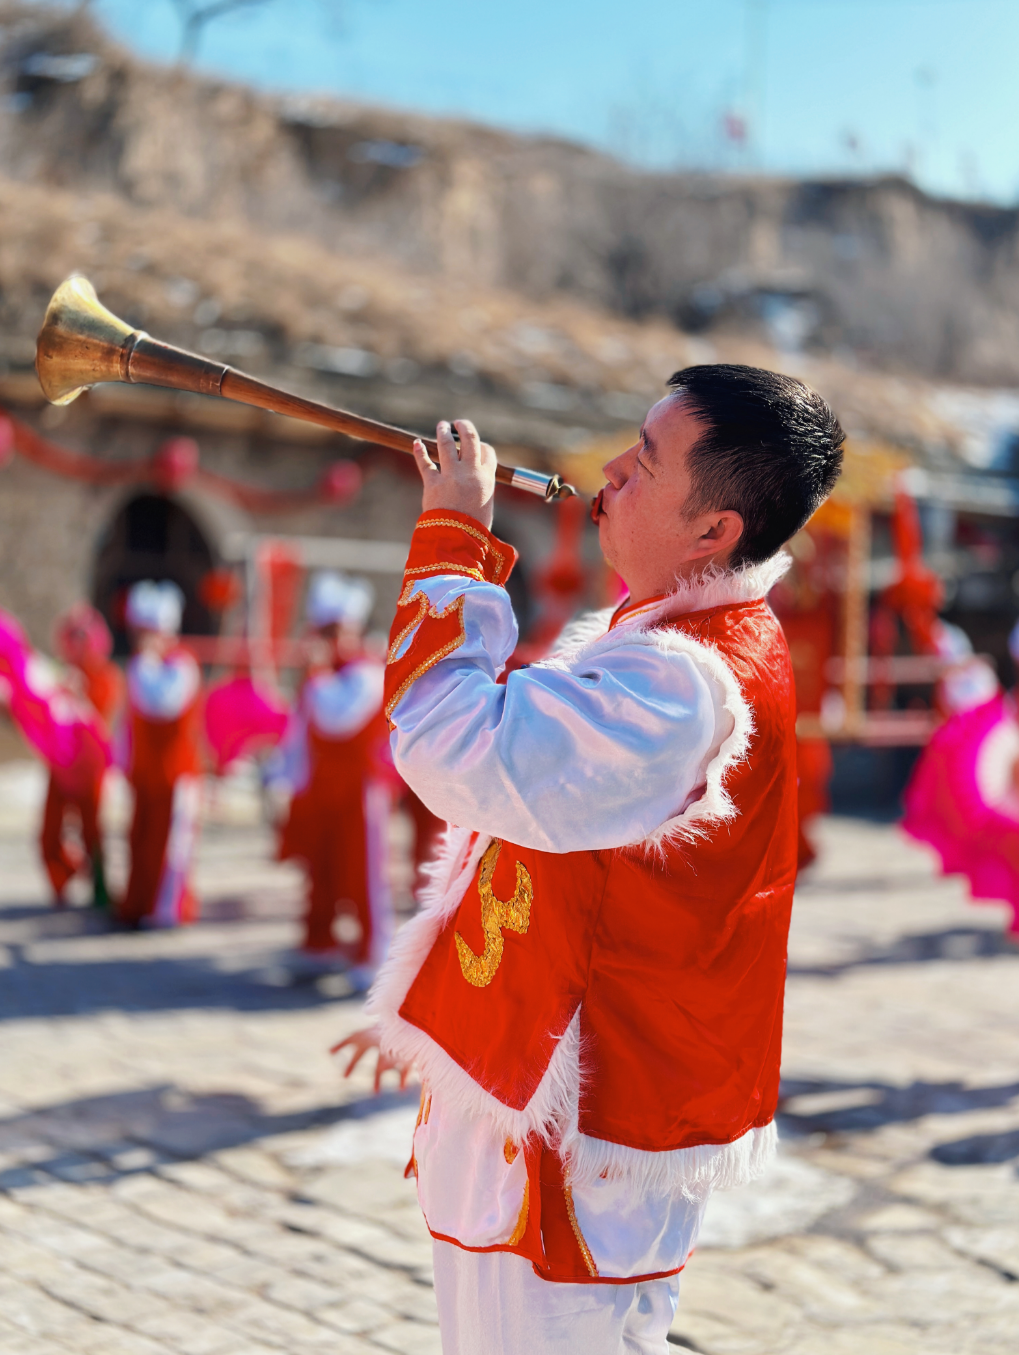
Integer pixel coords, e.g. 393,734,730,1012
413,419,497,531
331,1025,414,1094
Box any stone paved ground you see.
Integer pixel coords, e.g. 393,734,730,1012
0,764,1017,1354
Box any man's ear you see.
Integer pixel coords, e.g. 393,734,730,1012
693,510,744,562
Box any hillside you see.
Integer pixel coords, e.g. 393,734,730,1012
0,2,1015,503
3,3,1019,391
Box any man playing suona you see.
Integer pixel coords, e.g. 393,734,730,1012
337,365,844,1354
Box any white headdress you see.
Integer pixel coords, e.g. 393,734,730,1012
306,571,374,630
125,580,184,635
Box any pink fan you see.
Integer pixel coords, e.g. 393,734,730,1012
0,609,29,678
902,693,1019,935
0,608,111,782
204,675,289,774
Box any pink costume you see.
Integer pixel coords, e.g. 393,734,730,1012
902,684,1019,936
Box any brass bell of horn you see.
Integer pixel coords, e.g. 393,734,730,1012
34,275,576,501
36,275,139,406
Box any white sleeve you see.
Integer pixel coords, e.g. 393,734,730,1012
128,653,200,720
307,661,384,738
389,576,729,853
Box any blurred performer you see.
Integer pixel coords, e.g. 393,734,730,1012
903,621,1018,940
41,604,123,908
933,621,998,719
337,367,845,1355
272,572,393,985
119,581,204,928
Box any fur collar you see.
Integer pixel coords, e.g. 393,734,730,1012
612,552,791,633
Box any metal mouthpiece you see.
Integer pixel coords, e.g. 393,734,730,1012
508,466,577,501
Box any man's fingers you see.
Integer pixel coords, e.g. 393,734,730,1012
452,419,481,467
412,438,438,485
330,1026,386,1085
435,421,459,470
365,1051,413,1094
341,1044,371,1078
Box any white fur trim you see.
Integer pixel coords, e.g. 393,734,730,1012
365,827,583,1144
614,553,791,631
545,605,617,662
538,555,781,853
565,1121,778,1201
364,557,783,1201
528,984,777,1199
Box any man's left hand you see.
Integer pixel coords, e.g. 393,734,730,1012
331,1025,413,1094
413,419,496,531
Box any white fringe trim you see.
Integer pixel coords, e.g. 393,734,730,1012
365,826,584,1145
364,554,785,1200
367,805,777,1200
564,1121,778,1201
634,552,793,625
544,605,617,662
541,554,789,666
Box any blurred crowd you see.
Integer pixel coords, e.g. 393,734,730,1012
2,475,1018,985
0,566,444,992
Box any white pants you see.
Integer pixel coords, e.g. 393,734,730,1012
432,1241,680,1355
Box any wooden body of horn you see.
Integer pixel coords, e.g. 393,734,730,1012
35,276,576,502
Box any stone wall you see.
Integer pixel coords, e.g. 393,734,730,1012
0,383,580,649
0,388,426,646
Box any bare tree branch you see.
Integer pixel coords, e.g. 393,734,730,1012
168,0,274,63
164,1,364,66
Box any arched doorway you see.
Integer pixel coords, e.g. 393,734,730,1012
93,493,218,653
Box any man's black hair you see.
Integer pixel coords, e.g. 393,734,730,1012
666,364,844,569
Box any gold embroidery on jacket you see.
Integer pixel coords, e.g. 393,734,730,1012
507,1180,530,1247
503,1138,519,1165
400,562,487,589
454,840,532,987
563,1176,599,1278
384,592,467,725
416,516,507,579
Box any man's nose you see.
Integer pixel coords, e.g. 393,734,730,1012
602,453,628,488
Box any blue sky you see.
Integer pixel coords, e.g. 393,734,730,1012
74,0,1019,204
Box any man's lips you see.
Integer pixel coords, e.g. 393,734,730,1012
591,488,606,523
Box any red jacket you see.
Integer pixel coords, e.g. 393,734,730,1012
399,596,798,1153
372,511,798,1279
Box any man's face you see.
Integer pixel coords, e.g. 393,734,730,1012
593,393,744,601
